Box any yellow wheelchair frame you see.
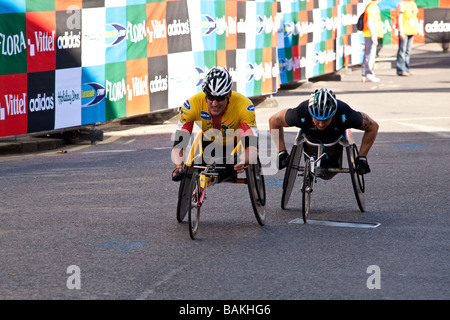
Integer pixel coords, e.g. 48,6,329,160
176,131,266,239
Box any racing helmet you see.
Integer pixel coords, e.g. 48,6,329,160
202,67,233,97
308,87,337,120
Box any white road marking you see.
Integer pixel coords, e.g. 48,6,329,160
136,267,184,300
289,218,380,228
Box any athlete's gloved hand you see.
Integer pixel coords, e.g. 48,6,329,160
277,150,290,170
172,167,185,181
355,156,371,175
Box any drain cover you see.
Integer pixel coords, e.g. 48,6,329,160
289,218,380,228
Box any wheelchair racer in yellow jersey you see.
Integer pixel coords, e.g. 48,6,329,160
171,67,259,182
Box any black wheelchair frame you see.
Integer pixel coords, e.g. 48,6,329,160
281,129,365,223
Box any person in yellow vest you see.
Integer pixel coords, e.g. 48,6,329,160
362,0,384,82
396,0,419,76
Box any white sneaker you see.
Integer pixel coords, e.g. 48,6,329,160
362,75,380,82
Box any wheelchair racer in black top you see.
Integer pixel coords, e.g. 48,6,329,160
269,87,379,174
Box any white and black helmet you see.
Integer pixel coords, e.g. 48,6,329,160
308,87,337,120
202,67,233,96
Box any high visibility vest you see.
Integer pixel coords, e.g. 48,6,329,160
398,1,419,35
362,1,383,38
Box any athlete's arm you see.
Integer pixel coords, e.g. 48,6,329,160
234,145,257,173
269,109,290,152
357,112,379,157
234,122,258,173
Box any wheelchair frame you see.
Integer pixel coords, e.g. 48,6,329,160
176,131,266,239
281,129,365,223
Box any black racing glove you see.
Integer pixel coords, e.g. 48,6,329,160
355,156,371,175
172,167,185,181
277,150,290,170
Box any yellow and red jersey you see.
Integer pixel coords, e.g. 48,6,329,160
177,91,258,145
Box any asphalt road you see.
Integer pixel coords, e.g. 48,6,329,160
0,44,449,303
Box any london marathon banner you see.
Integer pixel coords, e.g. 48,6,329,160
0,0,278,138
378,0,450,45
1,0,448,139
276,0,369,84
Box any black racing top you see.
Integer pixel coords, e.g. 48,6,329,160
285,99,363,144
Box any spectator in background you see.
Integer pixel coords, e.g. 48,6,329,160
362,0,384,83
396,0,419,76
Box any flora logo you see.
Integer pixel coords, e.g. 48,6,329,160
0,31,26,56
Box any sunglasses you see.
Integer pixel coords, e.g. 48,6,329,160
206,94,228,102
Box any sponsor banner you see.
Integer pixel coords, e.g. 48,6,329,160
105,6,127,64
26,1,55,12
277,0,365,83
55,9,82,69
126,57,150,115
105,61,127,120
82,8,106,67
0,0,26,14
27,70,55,133
2,0,448,139
81,65,106,125
126,4,148,60
146,1,168,58
55,1,83,12
26,11,56,73
0,73,28,137
167,51,196,109
55,67,82,129
0,13,27,75
166,0,191,54
379,8,425,45
148,55,169,112
83,0,105,9
424,8,450,43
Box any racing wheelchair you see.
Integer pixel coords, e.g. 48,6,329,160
176,132,266,239
281,129,365,223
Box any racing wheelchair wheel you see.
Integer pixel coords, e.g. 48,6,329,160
346,144,366,212
245,158,266,226
301,157,313,223
176,166,196,223
281,142,303,209
187,169,201,239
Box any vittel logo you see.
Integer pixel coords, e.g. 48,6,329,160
28,30,56,56
29,93,55,112
147,19,167,43
127,76,148,101
57,31,81,49
0,31,26,56
149,75,168,93
168,19,190,36
2,93,27,119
